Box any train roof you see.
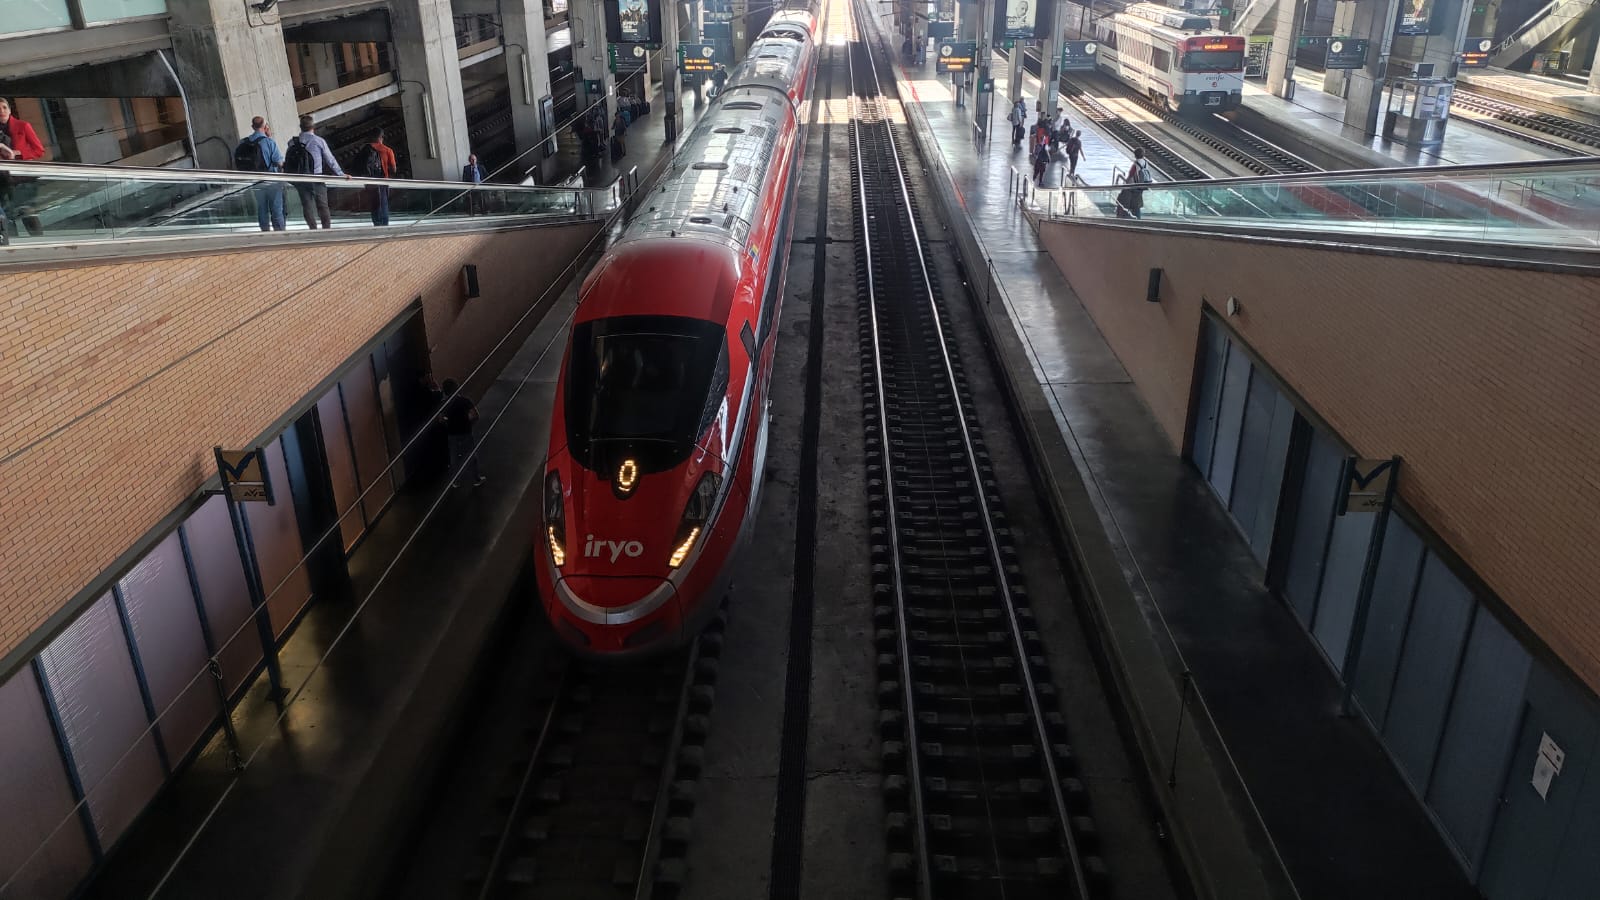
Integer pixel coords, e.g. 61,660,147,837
1119,2,1220,33
619,27,809,252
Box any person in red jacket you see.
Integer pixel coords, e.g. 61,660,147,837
0,97,48,243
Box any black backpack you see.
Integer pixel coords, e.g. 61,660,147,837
233,136,269,172
358,144,385,179
283,137,314,175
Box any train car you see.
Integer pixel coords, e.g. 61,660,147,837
535,12,817,656
1093,3,1246,113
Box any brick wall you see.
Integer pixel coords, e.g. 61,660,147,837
0,221,599,662
1038,220,1600,692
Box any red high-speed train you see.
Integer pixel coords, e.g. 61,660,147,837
537,9,818,656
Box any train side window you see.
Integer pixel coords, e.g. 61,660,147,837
740,321,756,359
1153,47,1171,70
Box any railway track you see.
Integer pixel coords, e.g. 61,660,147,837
1453,89,1599,152
850,29,1106,900
466,631,720,900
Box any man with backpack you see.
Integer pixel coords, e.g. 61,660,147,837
1008,98,1027,147
356,127,397,226
1118,147,1154,218
283,114,349,230
235,116,286,232
1063,129,1085,178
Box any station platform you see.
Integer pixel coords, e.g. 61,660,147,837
70,99,694,900
1459,67,1600,126
887,50,1479,900
1237,71,1556,167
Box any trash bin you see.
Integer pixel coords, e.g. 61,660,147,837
1383,110,1399,140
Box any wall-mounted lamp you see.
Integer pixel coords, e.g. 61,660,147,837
1227,297,1241,317
251,0,279,12
1146,267,1162,303
462,264,481,299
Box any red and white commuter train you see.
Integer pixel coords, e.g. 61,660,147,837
1092,3,1246,112
536,8,818,656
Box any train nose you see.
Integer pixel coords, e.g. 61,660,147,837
553,575,681,653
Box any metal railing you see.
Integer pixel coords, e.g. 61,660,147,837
0,160,591,247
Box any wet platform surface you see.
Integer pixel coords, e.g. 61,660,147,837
75,103,702,900
1246,71,1554,166
890,51,1481,900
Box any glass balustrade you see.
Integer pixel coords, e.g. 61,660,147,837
1041,159,1600,251
0,162,591,247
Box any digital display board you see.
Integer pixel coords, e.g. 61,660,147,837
1460,36,1492,68
1396,0,1433,36
937,39,977,72
606,0,661,45
999,0,1037,40
680,42,729,73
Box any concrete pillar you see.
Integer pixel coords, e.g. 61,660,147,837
1007,39,1025,104
662,0,683,142
307,43,343,96
1265,0,1305,97
1589,34,1600,91
1342,0,1402,136
166,0,298,170
65,99,124,165
977,0,997,128
1416,0,1473,73
1038,0,1063,119
570,0,616,117
1323,0,1356,95
390,0,472,180
501,0,556,177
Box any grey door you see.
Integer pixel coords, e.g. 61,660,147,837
1479,677,1598,899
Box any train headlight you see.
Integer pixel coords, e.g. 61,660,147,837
668,472,722,569
545,470,567,567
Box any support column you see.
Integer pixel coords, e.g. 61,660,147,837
64,99,124,165
662,0,683,142
1343,0,1402,136
1589,35,1600,91
976,0,997,132
1007,38,1025,105
1323,0,1356,94
571,0,616,119
1265,0,1305,98
390,0,472,180
501,0,556,178
166,0,298,170
1416,0,1474,73
307,43,343,97
1038,0,1063,119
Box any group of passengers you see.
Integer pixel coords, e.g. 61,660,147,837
1007,97,1153,216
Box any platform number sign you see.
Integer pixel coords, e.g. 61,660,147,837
1060,40,1097,71
937,39,977,73
1460,37,1493,68
1323,38,1370,69
680,44,721,73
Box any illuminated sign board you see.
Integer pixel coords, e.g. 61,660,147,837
1060,40,1097,71
679,42,728,73
937,39,977,72
605,0,661,45
1396,0,1433,35
999,0,1037,40
1323,37,1369,69
1460,36,1492,68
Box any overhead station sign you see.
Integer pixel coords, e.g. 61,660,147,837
679,42,727,73
937,39,977,72
1323,37,1370,69
1060,40,1097,70
1460,36,1493,68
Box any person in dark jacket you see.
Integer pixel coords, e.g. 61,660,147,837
438,378,486,487
462,153,487,215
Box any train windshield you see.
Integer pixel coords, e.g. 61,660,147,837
1183,49,1244,72
565,315,729,474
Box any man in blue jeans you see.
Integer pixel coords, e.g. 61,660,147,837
240,117,286,231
